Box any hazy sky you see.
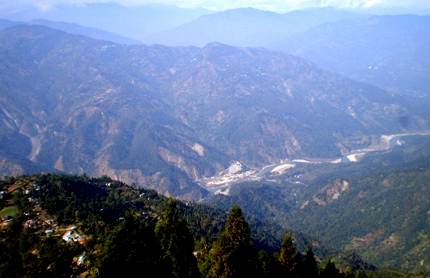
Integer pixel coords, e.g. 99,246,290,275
2,0,429,12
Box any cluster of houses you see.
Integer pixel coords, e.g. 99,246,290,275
1,181,88,268
62,226,84,243
2,183,86,245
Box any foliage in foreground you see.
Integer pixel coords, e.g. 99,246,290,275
0,174,395,277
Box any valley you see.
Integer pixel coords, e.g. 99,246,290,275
200,131,430,195
2,24,429,200
1,4,430,276
206,133,430,273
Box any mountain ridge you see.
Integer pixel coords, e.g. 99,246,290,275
0,24,429,200
276,15,430,97
1,3,211,41
145,7,364,46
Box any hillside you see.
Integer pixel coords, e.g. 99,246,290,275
1,25,429,199
277,15,430,97
0,174,375,277
0,175,203,276
206,134,430,274
0,19,140,44
29,20,140,45
0,174,227,277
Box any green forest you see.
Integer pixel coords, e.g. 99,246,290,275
0,174,419,277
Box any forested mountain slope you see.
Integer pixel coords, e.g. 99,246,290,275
207,135,430,274
0,174,372,277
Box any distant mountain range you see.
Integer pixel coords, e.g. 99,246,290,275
3,5,428,100
277,15,430,97
0,19,140,45
0,3,211,41
145,7,364,46
3,6,429,99
1,6,364,46
145,10,430,99
0,25,428,199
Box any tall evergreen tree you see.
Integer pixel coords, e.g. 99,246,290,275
208,205,259,278
321,261,342,278
278,233,301,276
257,250,283,278
301,248,319,278
155,199,200,278
98,211,168,278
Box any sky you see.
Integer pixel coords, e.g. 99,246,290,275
1,0,429,13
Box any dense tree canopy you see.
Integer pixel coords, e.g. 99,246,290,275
97,211,167,277
207,205,260,278
155,199,200,278
0,175,372,278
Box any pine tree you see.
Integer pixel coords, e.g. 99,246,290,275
278,233,301,276
98,211,168,278
257,250,283,278
155,199,200,278
301,248,319,278
321,261,342,278
208,205,259,278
